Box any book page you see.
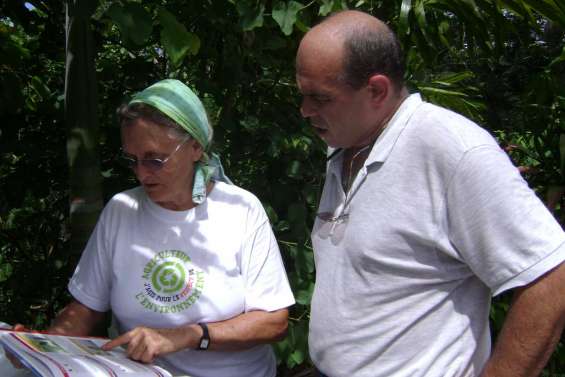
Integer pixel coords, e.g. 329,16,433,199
0,331,172,377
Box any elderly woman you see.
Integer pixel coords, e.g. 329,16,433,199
45,79,295,377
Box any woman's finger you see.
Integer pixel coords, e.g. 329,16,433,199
102,329,136,351
12,324,28,332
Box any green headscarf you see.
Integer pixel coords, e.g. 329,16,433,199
129,79,231,204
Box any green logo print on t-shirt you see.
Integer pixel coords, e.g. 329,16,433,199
135,250,205,314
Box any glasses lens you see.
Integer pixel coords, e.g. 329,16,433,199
330,216,348,245
118,155,164,171
140,159,165,171
314,212,349,243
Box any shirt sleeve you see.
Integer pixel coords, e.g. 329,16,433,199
240,205,295,312
446,145,565,296
67,207,113,312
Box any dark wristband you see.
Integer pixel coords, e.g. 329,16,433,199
196,322,210,350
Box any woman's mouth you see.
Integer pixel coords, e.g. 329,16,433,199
143,183,160,191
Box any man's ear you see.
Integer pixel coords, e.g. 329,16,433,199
367,74,392,106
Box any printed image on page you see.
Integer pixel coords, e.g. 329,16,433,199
1,331,172,377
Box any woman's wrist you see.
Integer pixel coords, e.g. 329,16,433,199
180,323,204,350
195,323,210,350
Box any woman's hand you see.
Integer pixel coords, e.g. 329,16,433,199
12,324,28,332
101,308,289,363
101,325,201,363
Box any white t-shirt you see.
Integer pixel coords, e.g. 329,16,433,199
309,94,565,377
69,182,295,377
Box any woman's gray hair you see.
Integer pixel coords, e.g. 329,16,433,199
117,102,213,142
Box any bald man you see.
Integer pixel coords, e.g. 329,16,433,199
296,10,565,377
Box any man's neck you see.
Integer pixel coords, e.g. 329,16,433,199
340,88,409,192
349,87,409,153
341,141,374,193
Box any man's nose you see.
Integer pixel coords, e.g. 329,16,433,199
300,98,317,118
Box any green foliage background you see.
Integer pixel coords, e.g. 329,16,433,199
1,0,564,375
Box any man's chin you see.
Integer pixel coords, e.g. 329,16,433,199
314,130,336,147
321,137,343,149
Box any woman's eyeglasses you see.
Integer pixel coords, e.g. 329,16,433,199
119,138,189,172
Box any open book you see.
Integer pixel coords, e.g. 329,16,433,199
0,330,173,377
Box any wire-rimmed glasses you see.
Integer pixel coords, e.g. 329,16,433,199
315,209,349,244
119,137,189,172
314,144,374,244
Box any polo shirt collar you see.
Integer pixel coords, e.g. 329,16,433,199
365,93,422,165
326,93,423,175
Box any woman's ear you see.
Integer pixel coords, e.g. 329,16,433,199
189,139,204,162
367,74,392,106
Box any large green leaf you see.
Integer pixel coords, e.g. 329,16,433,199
0,260,13,283
419,86,470,98
522,0,565,28
290,348,306,365
294,245,315,275
279,320,309,367
418,81,485,122
272,1,303,36
399,0,413,36
286,160,303,178
288,202,308,241
319,0,334,16
236,2,265,31
106,3,152,47
436,19,451,48
414,0,435,47
550,46,565,67
0,23,31,66
560,133,565,181
498,0,536,24
0,73,24,115
434,71,476,84
295,281,314,305
427,0,491,51
319,0,346,16
158,8,200,68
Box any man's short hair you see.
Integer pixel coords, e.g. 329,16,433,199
339,22,406,91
